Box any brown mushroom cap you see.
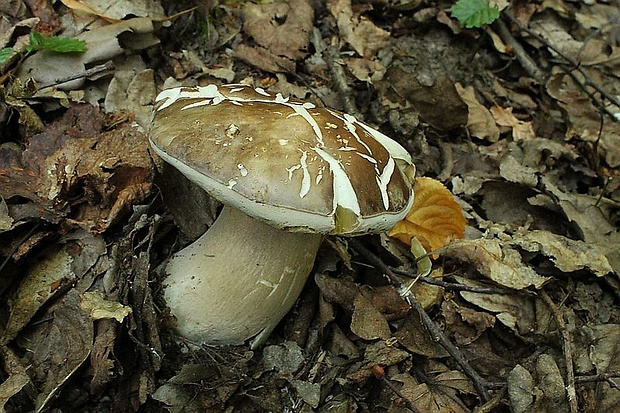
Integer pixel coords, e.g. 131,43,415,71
149,84,415,235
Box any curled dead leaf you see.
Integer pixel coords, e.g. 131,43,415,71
388,177,466,254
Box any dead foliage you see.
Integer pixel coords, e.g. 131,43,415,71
0,0,619,412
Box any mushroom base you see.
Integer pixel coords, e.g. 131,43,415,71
163,206,322,348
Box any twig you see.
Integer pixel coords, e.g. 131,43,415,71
322,38,360,117
391,267,537,296
540,290,578,413
505,12,620,119
37,61,115,90
349,239,491,402
493,18,546,83
474,386,507,413
0,222,40,290
575,372,620,390
375,367,423,413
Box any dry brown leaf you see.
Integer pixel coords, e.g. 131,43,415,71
350,294,391,341
388,177,466,254
490,105,536,141
61,0,166,22
512,229,613,276
391,372,471,413
327,0,390,58
446,238,550,290
546,69,620,167
241,0,313,60
455,83,500,142
0,104,154,232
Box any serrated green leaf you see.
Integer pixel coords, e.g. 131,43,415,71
0,48,14,64
451,0,500,28
26,33,86,54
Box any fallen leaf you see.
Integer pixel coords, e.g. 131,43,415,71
512,229,613,276
350,293,391,340
490,105,536,141
62,0,166,21
388,177,466,254
546,68,620,167
327,0,390,58
2,244,76,344
0,196,13,231
455,82,500,142
445,238,550,289
507,364,536,413
262,341,305,375
382,68,469,131
241,0,313,60
499,154,538,187
442,299,496,346
21,290,94,412
80,291,132,322
507,354,569,413
348,341,410,382
391,372,471,413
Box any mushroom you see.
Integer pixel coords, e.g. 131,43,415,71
149,84,415,348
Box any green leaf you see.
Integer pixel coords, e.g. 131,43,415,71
451,0,500,28
26,32,86,53
0,48,14,64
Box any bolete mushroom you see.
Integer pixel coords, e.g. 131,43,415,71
149,84,415,348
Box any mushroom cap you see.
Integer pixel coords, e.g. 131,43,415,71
149,84,415,235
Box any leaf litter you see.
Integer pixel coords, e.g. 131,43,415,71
0,0,619,412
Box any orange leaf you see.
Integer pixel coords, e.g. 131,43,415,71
388,177,466,254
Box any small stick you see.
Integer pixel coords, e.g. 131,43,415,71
391,267,537,296
505,12,620,119
349,239,491,402
373,365,423,413
493,18,546,83
540,290,578,413
575,371,620,390
37,61,115,90
322,39,360,117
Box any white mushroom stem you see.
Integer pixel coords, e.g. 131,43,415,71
163,205,322,348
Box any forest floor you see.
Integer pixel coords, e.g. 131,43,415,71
0,0,619,412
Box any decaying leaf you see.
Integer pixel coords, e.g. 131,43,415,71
347,341,410,382
389,177,466,254
61,0,166,21
446,238,550,289
242,0,313,60
382,68,469,131
490,105,536,141
2,244,76,344
573,324,620,410
512,229,613,276
0,104,154,232
234,0,313,73
390,371,471,413
80,291,132,322
455,275,552,335
22,290,94,412
0,196,13,231
350,294,391,340
546,68,620,167
17,18,159,92
1,229,106,344
327,0,390,59
455,82,500,142
507,354,569,413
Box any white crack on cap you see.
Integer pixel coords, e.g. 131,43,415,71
149,84,416,235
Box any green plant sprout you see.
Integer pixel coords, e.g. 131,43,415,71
451,0,500,28
0,32,86,64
